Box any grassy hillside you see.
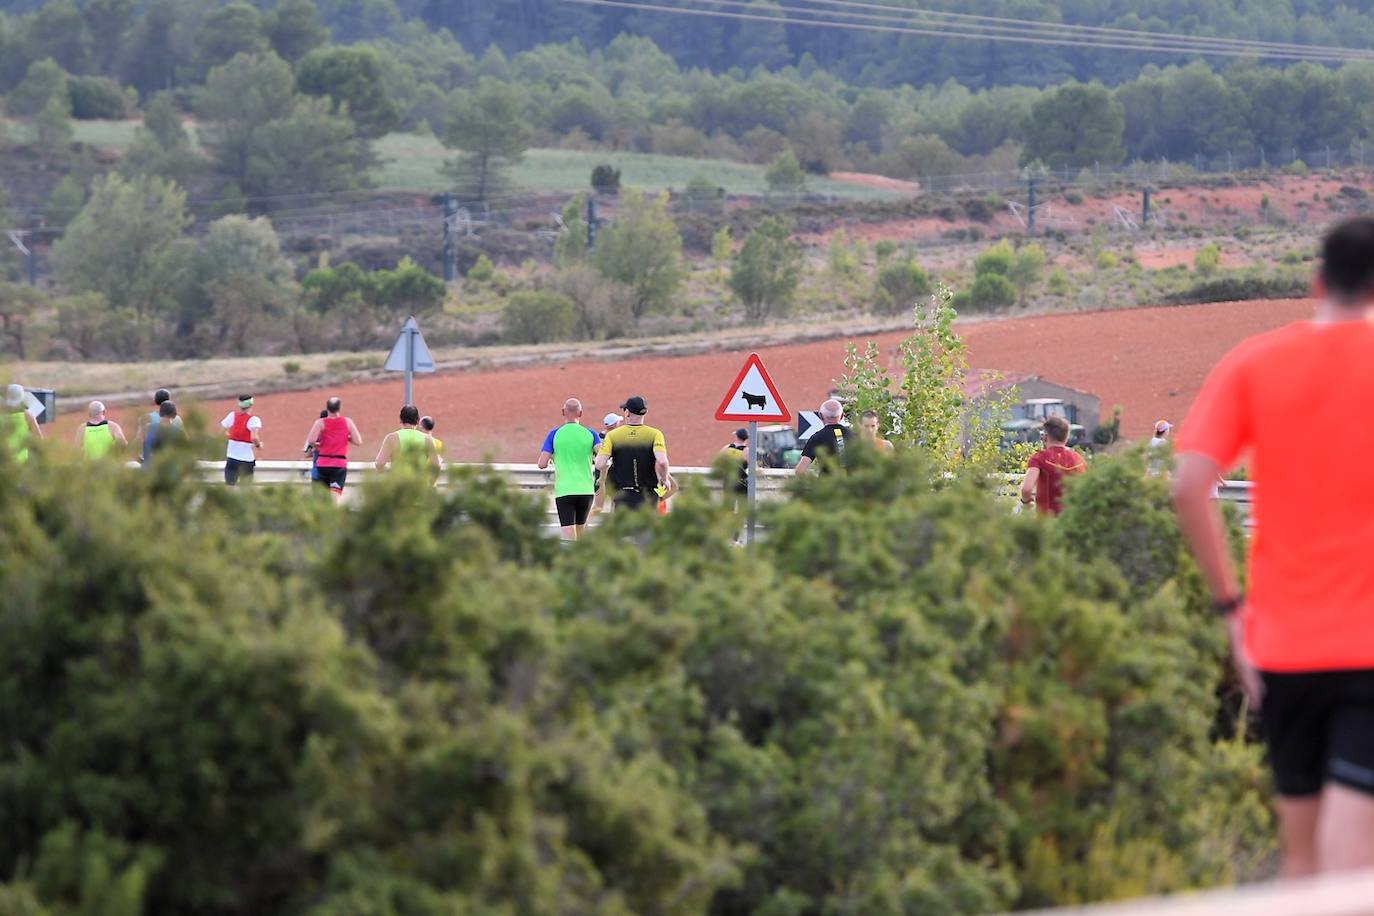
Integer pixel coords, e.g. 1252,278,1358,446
66,121,894,200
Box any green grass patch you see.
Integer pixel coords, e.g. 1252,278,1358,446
68,122,894,199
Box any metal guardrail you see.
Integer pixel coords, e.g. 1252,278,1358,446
193,461,1255,521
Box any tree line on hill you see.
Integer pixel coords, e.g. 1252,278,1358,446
3,0,1374,202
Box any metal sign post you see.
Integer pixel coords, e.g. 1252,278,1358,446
384,316,436,404
714,352,792,546
747,420,759,544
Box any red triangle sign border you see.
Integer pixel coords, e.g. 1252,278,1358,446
714,352,792,423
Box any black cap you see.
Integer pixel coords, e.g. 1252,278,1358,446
735,427,749,440
621,396,647,416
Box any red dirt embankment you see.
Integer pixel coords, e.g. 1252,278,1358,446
62,299,1316,465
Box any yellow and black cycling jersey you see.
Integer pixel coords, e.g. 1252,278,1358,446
598,424,666,492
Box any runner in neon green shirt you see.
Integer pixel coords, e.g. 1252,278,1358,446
73,400,128,459
537,398,601,540
3,384,42,464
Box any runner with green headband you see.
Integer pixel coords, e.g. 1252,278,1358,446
221,393,262,485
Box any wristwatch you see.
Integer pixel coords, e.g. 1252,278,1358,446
1213,594,1244,617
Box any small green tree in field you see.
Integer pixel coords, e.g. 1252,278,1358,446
1009,243,1047,305
592,189,684,320
555,194,588,267
765,148,805,195
1195,243,1221,276
970,272,1017,310
442,79,528,203
711,226,733,265
503,290,576,343
838,283,1014,475
872,257,931,315
729,216,802,324
828,228,858,278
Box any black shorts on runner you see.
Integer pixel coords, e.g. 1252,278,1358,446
614,488,659,511
224,457,255,485
1260,669,1374,797
315,466,348,492
555,494,594,527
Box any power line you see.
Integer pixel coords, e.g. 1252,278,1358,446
561,0,1374,63
787,0,1374,59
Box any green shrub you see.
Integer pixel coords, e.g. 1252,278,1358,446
282,360,301,375
974,240,1015,278
871,258,932,315
0,442,1271,915
68,76,134,119
466,253,495,283
1194,243,1221,276
1048,266,1071,294
874,239,897,262
591,163,621,195
1165,269,1308,305
1095,250,1120,270
969,272,1017,309
502,290,577,343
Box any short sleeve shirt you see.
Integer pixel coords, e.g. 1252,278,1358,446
801,424,854,472
598,424,667,493
541,423,601,497
1027,445,1085,515
221,412,262,463
1177,319,1374,672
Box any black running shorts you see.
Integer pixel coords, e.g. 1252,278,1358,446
1260,669,1374,797
555,494,594,527
614,488,658,511
315,466,348,492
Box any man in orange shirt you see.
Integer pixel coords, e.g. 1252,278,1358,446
1018,416,1085,515
1174,216,1374,878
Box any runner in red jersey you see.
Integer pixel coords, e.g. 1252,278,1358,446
1019,416,1085,515
303,397,362,496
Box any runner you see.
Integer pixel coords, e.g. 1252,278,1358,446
374,405,440,472
74,400,127,459
794,399,853,476
537,397,601,540
590,412,624,518
1018,416,1085,515
858,409,895,453
720,427,750,508
135,389,180,465
420,416,445,484
303,398,362,497
220,394,263,485
305,409,328,482
3,384,42,464
147,400,185,459
1173,217,1374,878
594,396,669,511
1150,419,1172,449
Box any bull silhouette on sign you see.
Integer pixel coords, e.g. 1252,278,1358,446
741,392,768,410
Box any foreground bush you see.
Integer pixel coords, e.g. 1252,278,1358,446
0,446,1271,914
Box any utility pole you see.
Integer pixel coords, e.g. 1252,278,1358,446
1142,187,1152,227
586,196,599,251
442,194,457,282
1026,175,1037,234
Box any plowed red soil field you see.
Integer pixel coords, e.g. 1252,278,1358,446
81,298,1316,466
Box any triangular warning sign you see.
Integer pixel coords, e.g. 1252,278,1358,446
384,316,436,373
715,352,791,423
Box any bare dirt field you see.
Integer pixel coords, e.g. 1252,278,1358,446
100,297,1311,466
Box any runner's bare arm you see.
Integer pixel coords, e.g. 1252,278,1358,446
111,421,127,447
594,452,610,473
427,439,440,469
28,414,42,439
251,424,262,450
374,433,394,470
655,448,669,487
1171,452,1241,601
303,419,323,453
793,456,812,477
537,450,552,469
1019,466,1039,504
347,419,362,446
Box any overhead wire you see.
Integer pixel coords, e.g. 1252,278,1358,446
785,0,1374,59
560,0,1374,63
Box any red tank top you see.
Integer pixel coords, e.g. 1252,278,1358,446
228,411,255,443
315,416,350,468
